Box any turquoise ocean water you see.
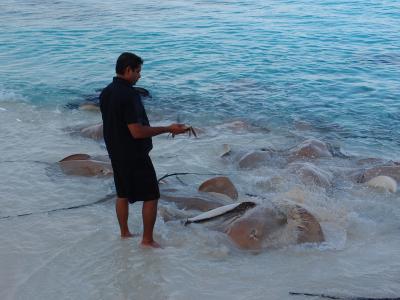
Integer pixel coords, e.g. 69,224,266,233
1,0,399,157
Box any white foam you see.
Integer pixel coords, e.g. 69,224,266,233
319,222,347,250
0,88,26,103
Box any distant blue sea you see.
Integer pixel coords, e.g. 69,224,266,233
1,0,399,155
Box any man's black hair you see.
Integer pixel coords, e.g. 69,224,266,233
115,52,143,75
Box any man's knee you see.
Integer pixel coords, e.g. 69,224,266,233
143,199,158,208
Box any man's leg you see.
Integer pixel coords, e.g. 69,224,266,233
141,199,160,247
116,197,133,238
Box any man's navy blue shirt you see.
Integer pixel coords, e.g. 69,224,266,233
100,77,152,161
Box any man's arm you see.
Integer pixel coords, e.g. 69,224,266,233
128,123,187,139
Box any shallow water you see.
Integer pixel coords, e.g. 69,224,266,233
1,1,400,299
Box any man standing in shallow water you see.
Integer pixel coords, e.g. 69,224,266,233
100,52,187,247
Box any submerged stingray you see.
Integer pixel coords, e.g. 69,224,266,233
80,123,103,140
65,86,151,110
222,138,344,173
288,139,333,161
287,162,333,188
238,150,275,170
355,165,400,183
64,123,104,141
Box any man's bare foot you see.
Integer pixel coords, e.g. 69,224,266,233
141,239,162,248
120,232,135,239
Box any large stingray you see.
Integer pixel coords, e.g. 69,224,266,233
198,176,238,200
161,176,324,251
183,201,324,251
59,154,112,177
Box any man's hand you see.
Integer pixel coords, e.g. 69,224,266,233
168,123,189,137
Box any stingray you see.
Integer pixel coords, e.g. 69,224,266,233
182,201,325,250
65,86,151,110
58,153,112,177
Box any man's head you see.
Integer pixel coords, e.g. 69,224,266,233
115,52,143,85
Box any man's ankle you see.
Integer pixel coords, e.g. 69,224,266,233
120,229,132,237
141,237,154,243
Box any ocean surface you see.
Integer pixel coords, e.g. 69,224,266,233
0,1,399,299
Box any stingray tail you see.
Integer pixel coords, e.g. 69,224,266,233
289,291,400,300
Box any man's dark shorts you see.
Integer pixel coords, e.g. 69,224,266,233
111,155,160,203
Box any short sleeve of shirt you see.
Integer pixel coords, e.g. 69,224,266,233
123,93,144,125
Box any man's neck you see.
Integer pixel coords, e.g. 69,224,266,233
116,75,133,85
